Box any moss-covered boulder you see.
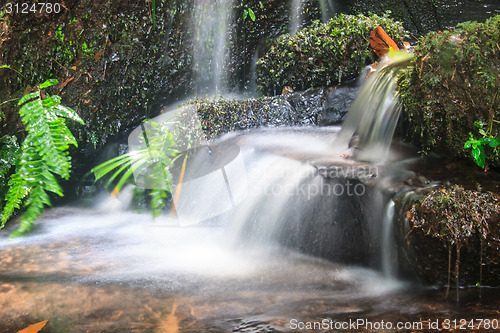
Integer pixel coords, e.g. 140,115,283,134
395,185,500,286
256,12,408,95
0,1,192,146
398,15,500,168
191,89,326,139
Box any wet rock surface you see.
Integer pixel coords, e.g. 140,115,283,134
340,0,500,35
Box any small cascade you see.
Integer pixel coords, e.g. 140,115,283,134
334,52,412,162
289,0,305,34
319,0,338,23
191,0,234,95
381,200,398,278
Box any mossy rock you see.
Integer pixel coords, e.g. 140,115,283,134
398,15,500,168
395,185,500,286
190,89,326,139
256,12,408,95
0,1,193,147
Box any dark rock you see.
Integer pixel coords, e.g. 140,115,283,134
190,88,327,139
340,0,500,36
320,85,359,126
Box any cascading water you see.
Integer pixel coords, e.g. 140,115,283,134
191,0,234,95
290,0,337,34
289,0,305,34
2,44,498,330
319,0,338,23
334,52,413,162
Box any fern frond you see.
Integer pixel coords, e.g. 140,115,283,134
54,104,84,125
1,172,30,228
9,186,51,237
91,154,134,181
17,91,39,106
150,189,167,218
1,79,84,236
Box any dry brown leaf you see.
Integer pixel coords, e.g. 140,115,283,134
369,26,399,58
94,51,104,62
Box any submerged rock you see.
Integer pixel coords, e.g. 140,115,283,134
395,185,500,286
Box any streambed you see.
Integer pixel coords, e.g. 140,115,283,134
1,128,499,332
1,209,499,332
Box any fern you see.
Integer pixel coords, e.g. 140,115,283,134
90,119,181,214
0,135,20,199
1,79,84,236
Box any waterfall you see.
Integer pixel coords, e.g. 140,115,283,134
290,0,338,34
381,200,398,278
191,0,234,95
334,52,413,162
289,0,304,34
319,0,337,23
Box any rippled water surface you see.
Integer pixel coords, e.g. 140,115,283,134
1,207,499,333
1,128,499,332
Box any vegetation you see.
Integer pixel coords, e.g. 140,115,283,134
0,1,193,149
464,131,500,169
91,119,179,196
398,15,500,168
401,185,500,286
0,79,84,237
256,12,408,94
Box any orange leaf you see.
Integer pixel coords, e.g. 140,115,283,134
369,26,399,58
17,320,48,333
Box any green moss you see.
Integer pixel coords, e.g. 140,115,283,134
189,90,324,139
409,185,499,245
256,12,408,95
0,1,193,148
398,15,500,167
397,184,500,286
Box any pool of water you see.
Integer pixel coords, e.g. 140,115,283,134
2,127,499,332
1,207,499,333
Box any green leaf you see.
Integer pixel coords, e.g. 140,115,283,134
243,9,248,20
471,145,485,168
39,79,59,89
91,154,133,181
18,92,40,106
479,137,500,148
248,8,256,22
2,85,83,234
54,105,84,125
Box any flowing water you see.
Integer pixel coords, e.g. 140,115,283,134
191,0,234,94
319,0,338,23
1,40,498,333
290,0,305,34
1,127,500,332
